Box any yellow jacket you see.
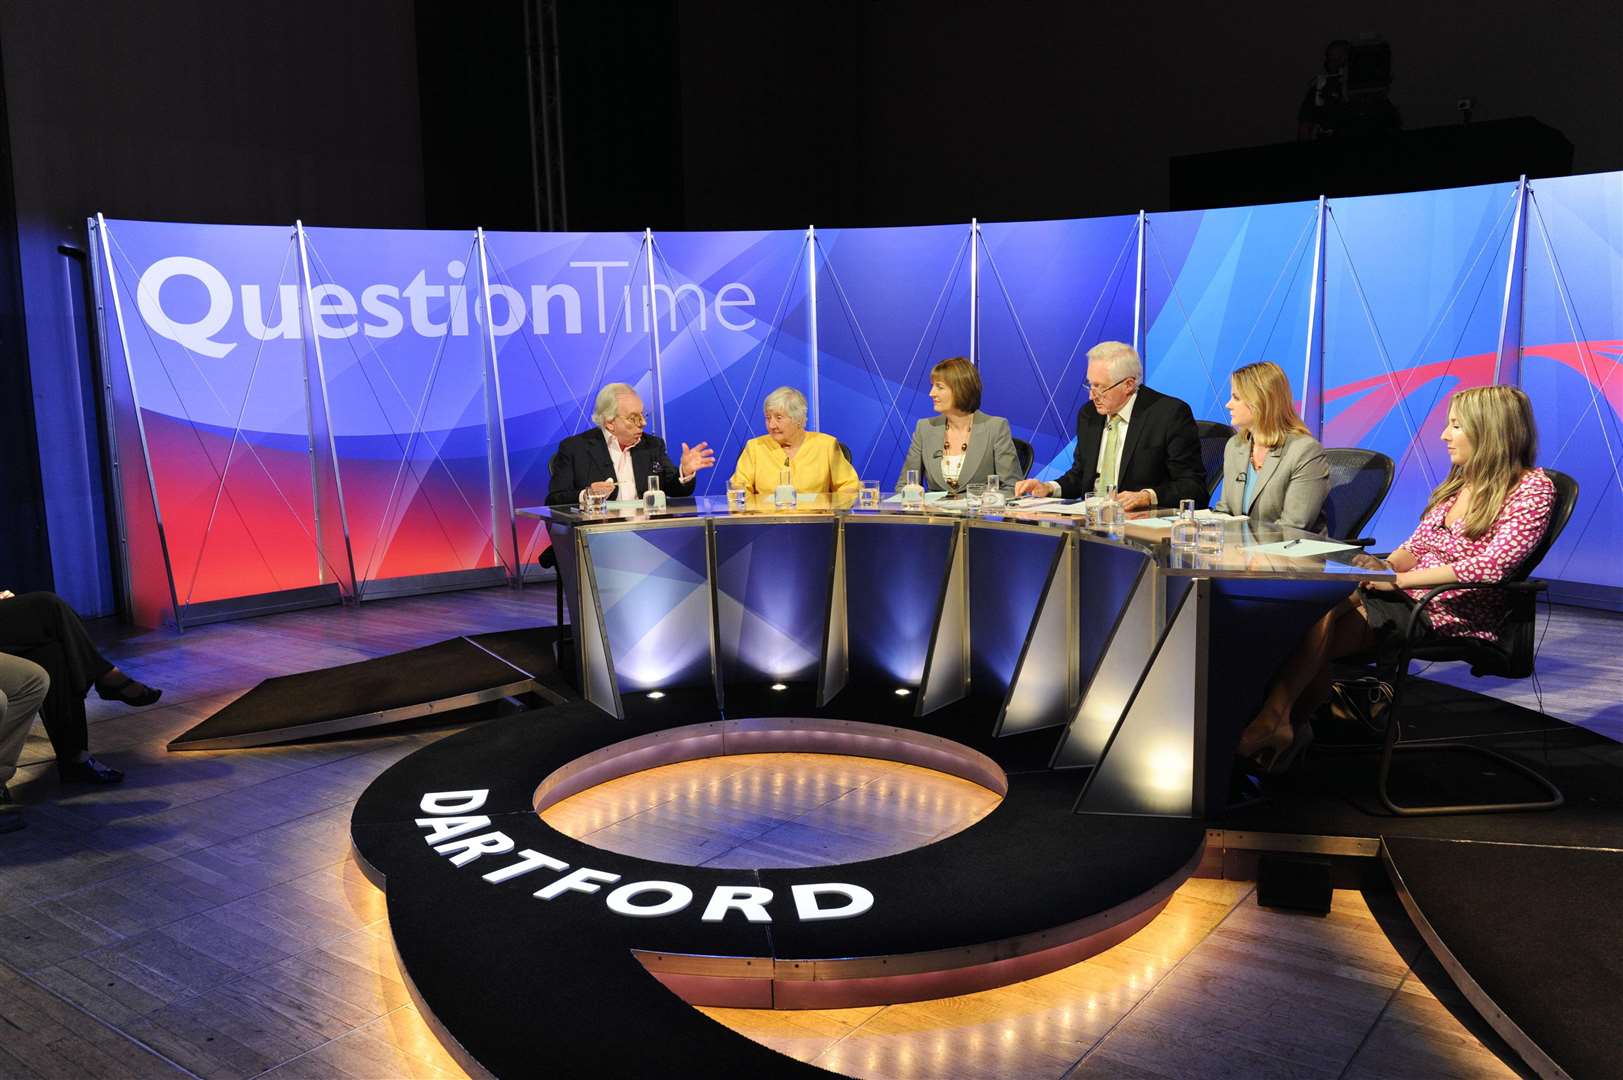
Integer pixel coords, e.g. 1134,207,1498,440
730,432,861,495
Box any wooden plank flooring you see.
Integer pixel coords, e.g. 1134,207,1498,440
1,585,1610,1078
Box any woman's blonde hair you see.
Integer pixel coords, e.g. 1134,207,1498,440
1423,385,1539,539
1230,361,1310,448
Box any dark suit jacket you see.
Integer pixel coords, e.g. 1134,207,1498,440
544,429,694,506
1052,386,1207,505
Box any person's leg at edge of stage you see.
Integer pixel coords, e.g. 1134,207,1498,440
0,653,50,834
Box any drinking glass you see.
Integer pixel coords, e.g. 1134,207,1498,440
900,468,924,506
1197,518,1223,554
1170,499,1199,550
981,474,1005,509
774,466,798,509
726,479,748,510
859,480,881,508
963,482,985,513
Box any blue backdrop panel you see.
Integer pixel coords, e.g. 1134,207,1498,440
713,520,834,685
814,224,973,487
483,230,650,561
100,220,320,610
1320,183,1518,552
584,524,713,694
651,230,811,495
1520,174,1623,592
300,227,496,588
1143,201,1319,425
843,519,954,687
977,216,1138,480
967,526,1063,702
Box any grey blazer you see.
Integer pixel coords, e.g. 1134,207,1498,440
897,412,1022,492
1215,431,1330,532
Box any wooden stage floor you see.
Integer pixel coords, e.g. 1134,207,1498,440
3,584,1614,1078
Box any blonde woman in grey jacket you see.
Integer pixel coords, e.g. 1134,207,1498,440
1215,361,1330,532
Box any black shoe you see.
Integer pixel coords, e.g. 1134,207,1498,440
58,756,124,784
95,674,162,707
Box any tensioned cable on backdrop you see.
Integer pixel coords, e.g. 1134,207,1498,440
108,230,323,610
303,239,490,582
304,237,495,589
1146,226,1225,415
1325,207,1443,489
1393,189,1520,450
1228,209,1318,391
648,233,808,494
812,229,970,477
977,237,1082,445
1048,225,1139,440
483,241,642,562
1525,189,1623,582
179,236,301,610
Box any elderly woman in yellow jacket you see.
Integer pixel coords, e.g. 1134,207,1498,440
730,386,860,496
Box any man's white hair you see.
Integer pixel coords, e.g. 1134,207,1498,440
593,383,638,425
1086,341,1143,383
762,386,808,426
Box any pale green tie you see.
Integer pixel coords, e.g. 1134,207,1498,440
1099,416,1122,492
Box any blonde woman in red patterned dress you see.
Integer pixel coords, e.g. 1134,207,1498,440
1237,385,1555,772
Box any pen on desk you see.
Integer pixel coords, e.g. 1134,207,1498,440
1284,538,1303,548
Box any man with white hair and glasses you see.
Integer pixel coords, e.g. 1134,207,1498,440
1014,341,1206,510
545,383,715,506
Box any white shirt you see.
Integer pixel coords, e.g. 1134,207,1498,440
602,428,638,501
1047,390,1153,500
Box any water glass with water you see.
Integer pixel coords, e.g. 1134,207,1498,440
643,473,666,512
1197,518,1223,554
1170,498,1199,550
859,480,881,508
963,482,985,513
726,479,748,510
774,466,799,509
981,474,1005,509
900,468,924,507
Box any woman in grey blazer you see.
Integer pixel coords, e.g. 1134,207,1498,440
897,357,1022,493
1214,361,1330,531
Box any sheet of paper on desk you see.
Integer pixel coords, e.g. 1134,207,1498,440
1195,509,1248,521
1244,539,1362,557
603,499,646,510
1009,496,1061,507
882,490,950,504
1027,501,1092,515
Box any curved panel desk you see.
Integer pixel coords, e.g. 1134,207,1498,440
529,496,1383,819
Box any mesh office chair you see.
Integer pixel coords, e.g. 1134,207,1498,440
1322,448,1395,543
1362,468,1579,816
1194,421,1235,498
1012,438,1035,479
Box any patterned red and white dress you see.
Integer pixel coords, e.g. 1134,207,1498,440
1395,468,1555,640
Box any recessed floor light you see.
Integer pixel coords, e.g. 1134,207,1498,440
646,691,665,700
894,688,912,697
770,683,788,692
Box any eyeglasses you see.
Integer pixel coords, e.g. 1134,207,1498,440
1084,376,1133,398
615,413,647,426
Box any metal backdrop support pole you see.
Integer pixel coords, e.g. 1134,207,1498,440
294,221,360,602
1132,210,1147,358
477,227,522,584
969,218,979,366
644,228,667,436
94,214,181,630
1493,176,1530,386
1300,196,1327,437
807,224,820,430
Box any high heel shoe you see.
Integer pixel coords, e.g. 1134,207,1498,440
95,673,162,707
1247,719,1315,776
